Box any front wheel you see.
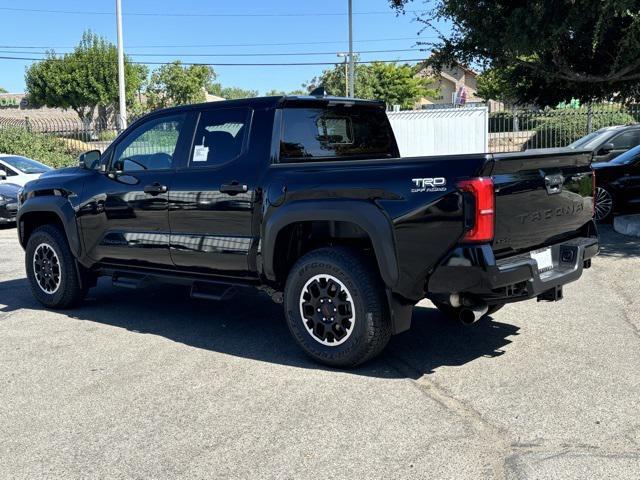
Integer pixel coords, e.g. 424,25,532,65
284,247,391,368
25,225,87,309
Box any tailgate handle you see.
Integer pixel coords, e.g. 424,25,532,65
544,174,564,195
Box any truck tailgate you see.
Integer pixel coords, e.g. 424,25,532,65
490,149,594,258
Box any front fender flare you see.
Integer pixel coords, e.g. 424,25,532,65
17,196,82,258
262,200,399,288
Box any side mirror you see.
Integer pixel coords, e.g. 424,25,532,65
0,169,6,180
598,142,615,155
78,150,102,170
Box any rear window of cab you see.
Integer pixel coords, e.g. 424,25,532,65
279,106,398,163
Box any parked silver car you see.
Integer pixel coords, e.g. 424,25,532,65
0,155,53,187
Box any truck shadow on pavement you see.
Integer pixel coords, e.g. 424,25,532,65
0,276,519,379
597,224,640,259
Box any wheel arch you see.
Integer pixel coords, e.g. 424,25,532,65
17,196,82,258
262,200,399,288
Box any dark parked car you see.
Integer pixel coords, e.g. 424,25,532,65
568,124,640,162
592,144,640,221
0,183,20,225
17,96,598,367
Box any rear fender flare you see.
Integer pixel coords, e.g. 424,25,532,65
262,200,399,288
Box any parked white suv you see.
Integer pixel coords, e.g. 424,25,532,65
0,155,52,187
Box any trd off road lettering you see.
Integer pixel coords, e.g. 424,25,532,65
411,177,447,193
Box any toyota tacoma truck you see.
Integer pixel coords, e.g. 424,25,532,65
16,95,599,367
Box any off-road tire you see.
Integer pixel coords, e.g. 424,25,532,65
25,225,87,309
284,247,391,368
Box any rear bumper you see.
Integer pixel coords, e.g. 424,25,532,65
0,203,17,223
427,236,599,305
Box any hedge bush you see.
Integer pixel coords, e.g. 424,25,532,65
0,127,77,168
488,111,542,133
525,108,635,149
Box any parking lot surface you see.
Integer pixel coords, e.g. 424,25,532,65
0,225,638,479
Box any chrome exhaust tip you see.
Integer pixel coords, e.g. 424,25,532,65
458,304,489,325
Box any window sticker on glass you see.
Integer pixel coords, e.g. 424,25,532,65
193,137,210,162
317,116,353,145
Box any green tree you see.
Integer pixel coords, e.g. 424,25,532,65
264,89,307,96
475,67,522,103
390,1,640,105
207,83,258,99
0,87,7,93
311,61,436,109
147,61,215,109
25,31,146,124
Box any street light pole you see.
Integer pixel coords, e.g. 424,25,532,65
348,0,355,98
116,0,127,130
337,53,349,97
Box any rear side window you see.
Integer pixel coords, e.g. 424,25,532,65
279,106,397,162
189,108,250,168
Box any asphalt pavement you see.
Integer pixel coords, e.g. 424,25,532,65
0,225,638,479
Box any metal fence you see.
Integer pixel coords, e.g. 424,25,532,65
0,116,121,154
488,103,640,153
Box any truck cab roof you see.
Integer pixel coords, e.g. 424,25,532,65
149,95,385,117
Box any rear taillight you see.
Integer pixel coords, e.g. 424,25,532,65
458,177,495,243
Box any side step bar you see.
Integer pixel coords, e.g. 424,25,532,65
190,282,238,301
105,267,255,302
112,273,147,289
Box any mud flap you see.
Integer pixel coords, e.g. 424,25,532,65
386,289,414,335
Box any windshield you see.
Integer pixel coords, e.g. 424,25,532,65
0,156,52,174
567,129,610,149
608,145,640,165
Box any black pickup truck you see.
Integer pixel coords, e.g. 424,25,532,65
16,96,598,366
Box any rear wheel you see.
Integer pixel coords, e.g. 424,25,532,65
25,225,87,309
594,187,614,222
284,247,391,367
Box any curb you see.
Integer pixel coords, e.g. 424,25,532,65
613,214,640,237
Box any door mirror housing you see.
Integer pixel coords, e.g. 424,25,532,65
78,150,102,170
598,142,615,155
0,169,6,180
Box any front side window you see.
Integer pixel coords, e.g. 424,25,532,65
280,106,397,162
112,114,186,172
0,163,17,176
188,108,250,168
610,130,640,150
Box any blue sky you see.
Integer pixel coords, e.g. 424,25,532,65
0,0,447,94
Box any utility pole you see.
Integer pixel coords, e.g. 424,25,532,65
337,53,349,97
348,0,355,98
116,0,127,130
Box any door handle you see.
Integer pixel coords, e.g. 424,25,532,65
220,181,248,195
144,183,168,195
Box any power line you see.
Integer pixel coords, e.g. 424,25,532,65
0,6,420,17
0,37,433,50
0,48,423,58
0,55,427,67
